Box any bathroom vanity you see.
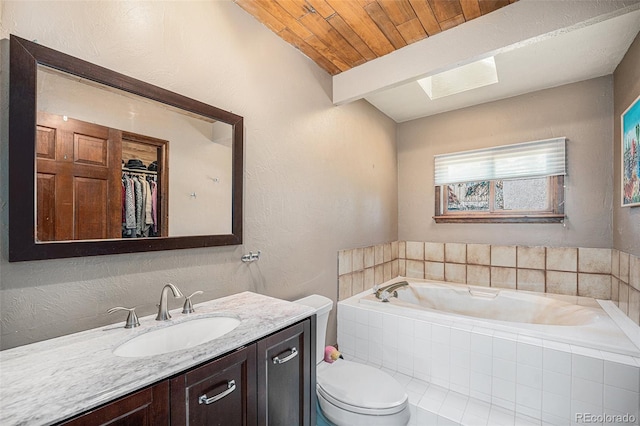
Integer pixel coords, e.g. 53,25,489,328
0,292,316,426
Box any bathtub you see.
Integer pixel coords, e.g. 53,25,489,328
337,277,640,422
338,277,640,425
357,278,640,356
373,279,599,326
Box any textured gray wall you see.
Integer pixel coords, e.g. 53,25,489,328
398,76,614,248
614,32,640,256
0,1,398,349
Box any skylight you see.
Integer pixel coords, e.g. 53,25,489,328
418,57,499,100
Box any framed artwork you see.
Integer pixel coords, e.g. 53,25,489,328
622,94,640,207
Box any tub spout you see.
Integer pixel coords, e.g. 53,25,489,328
375,280,409,302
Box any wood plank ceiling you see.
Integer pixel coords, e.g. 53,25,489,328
234,0,518,75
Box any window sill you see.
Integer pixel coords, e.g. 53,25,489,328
433,214,565,224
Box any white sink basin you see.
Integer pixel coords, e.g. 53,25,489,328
113,316,241,358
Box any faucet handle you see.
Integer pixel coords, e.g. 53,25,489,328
182,291,204,314
108,306,140,329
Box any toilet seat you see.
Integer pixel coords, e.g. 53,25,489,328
316,360,408,416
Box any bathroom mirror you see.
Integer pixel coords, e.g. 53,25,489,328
9,35,243,261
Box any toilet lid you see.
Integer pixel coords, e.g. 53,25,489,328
317,360,408,415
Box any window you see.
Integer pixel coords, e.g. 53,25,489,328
434,138,566,223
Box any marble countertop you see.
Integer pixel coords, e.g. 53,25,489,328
0,291,315,426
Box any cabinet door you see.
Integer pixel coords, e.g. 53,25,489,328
58,381,169,426
257,318,315,426
170,344,257,426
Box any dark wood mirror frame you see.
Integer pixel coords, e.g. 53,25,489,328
9,35,243,262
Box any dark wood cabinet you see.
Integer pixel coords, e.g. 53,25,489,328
170,344,257,426
57,318,314,426
58,381,169,426
257,318,315,426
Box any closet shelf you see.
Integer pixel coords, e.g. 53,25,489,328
122,167,157,175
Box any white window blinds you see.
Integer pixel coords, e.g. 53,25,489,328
434,137,566,185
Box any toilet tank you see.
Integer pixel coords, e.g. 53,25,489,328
294,295,333,365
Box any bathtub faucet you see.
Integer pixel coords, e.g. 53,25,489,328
375,281,409,302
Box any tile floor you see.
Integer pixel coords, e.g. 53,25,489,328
382,366,639,426
386,367,542,426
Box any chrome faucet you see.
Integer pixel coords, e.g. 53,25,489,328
156,283,184,321
375,280,409,302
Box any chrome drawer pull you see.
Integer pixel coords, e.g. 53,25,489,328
272,347,298,364
198,380,236,405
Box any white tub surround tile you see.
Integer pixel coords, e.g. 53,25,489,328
547,247,578,272
492,245,517,268
493,335,517,361
604,359,640,392
572,376,604,407
603,385,640,421
543,369,571,398
518,246,546,270
494,357,517,383
543,347,572,374
447,332,469,360
341,295,640,425
517,342,543,369
572,354,604,383
542,390,571,424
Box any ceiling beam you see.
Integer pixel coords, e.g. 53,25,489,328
332,0,640,105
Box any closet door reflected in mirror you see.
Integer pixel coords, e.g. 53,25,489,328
36,65,232,240
36,112,169,242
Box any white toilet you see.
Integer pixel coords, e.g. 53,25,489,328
295,295,410,426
